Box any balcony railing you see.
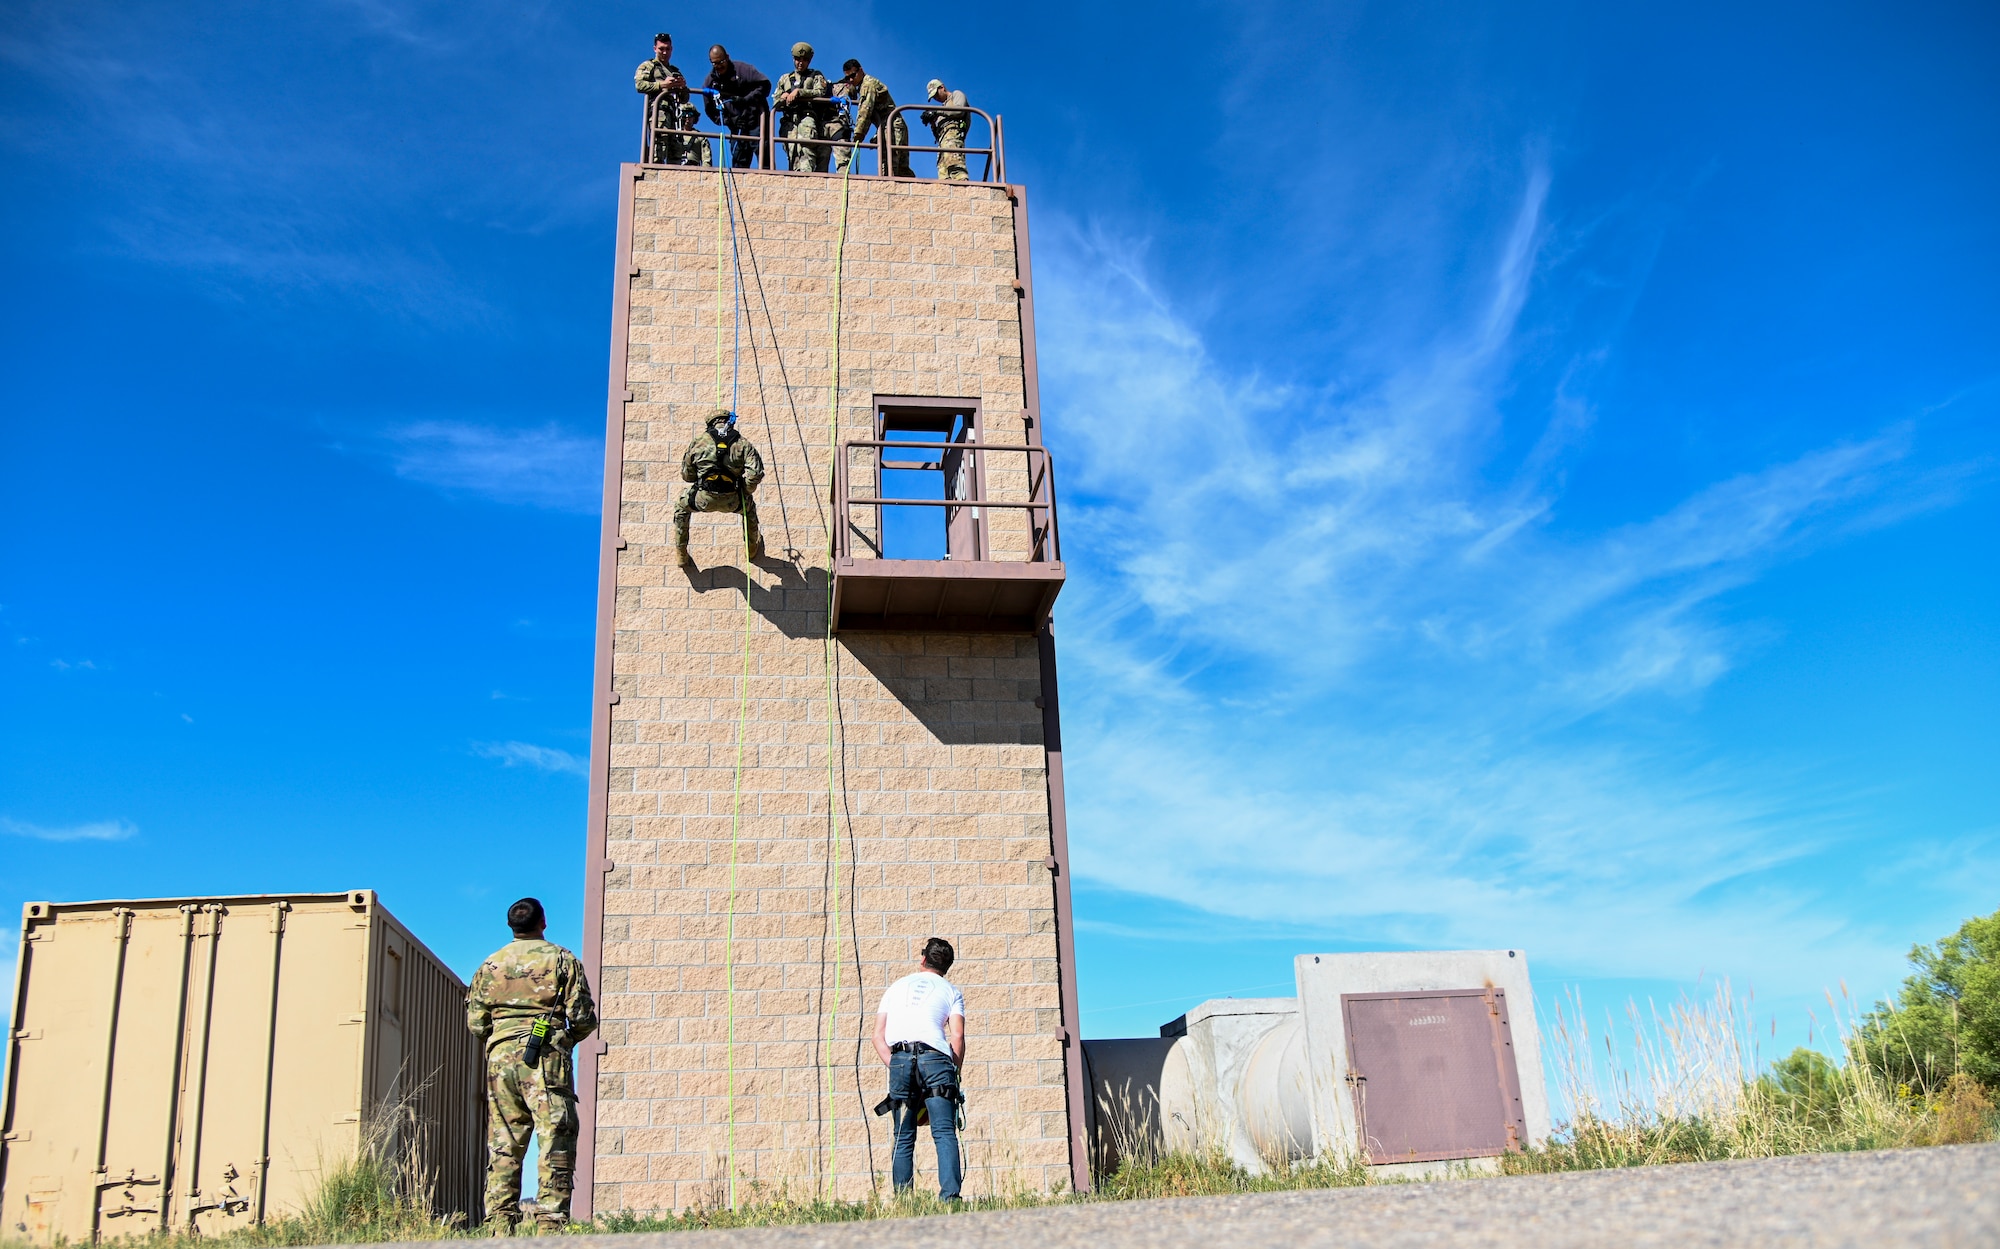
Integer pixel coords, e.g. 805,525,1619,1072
831,437,1062,633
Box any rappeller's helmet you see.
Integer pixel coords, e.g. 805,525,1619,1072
707,408,738,439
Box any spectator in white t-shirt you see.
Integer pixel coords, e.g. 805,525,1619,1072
872,937,965,1199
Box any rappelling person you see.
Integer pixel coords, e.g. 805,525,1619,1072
675,408,766,565
772,42,830,172
466,898,598,1235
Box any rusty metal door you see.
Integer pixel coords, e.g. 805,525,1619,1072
1341,988,1527,1164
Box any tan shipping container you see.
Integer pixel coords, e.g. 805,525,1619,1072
1,890,483,1243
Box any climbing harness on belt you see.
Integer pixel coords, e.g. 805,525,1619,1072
699,420,746,495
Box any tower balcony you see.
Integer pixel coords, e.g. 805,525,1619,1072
832,398,1063,633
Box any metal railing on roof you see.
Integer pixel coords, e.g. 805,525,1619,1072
640,92,1005,182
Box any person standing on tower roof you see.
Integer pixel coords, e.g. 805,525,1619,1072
675,408,766,565
834,59,912,177
773,42,831,173
921,79,971,181
467,898,598,1235
872,937,966,1201
636,33,708,166
704,45,770,168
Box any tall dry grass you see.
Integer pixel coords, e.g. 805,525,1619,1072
31,989,1991,1247
1505,981,1997,1175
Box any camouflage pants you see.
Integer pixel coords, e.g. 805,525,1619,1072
651,124,712,167
673,487,761,555
824,117,854,173
934,121,968,181
484,1038,577,1226
859,116,914,177
780,113,819,172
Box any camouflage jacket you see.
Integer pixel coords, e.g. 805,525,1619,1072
922,89,969,137
635,57,689,100
773,67,831,119
681,430,765,493
841,75,897,141
466,938,598,1051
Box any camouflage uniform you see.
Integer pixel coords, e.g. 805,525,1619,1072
773,56,831,173
821,95,854,174
842,75,912,177
466,938,598,1231
636,58,710,166
922,84,970,181
675,412,767,560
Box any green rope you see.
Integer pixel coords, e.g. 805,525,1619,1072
821,160,854,1195
720,165,746,1211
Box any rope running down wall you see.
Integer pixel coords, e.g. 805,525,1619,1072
821,161,855,1195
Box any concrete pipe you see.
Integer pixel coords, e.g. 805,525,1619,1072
1237,1014,1314,1163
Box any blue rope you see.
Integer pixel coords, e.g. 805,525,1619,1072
722,164,744,411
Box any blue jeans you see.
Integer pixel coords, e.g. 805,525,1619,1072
889,1047,962,1199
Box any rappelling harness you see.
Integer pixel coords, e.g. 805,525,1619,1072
699,419,747,497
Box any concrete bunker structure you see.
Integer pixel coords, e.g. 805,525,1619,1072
1082,951,1549,1177
577,138,1085,1212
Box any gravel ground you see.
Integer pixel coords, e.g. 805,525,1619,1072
511,1144,2000,1249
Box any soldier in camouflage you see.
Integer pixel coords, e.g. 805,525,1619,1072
922,79,971,181
772,42,830,173
675,408,766,565
834,59,912,177
466,898,598,1235
820,89,854,175
635,33,709,166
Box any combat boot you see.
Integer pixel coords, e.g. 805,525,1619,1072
747,532,765,560
534,1214,568,1235
484,1213,519,1237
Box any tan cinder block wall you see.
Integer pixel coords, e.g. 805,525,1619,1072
580,165,1077,1214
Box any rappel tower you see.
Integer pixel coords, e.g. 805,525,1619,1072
573,111,1085,1213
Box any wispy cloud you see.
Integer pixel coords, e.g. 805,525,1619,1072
1037,161,1973,994
473,741,587,777
2,816,138,842
384,422,602,512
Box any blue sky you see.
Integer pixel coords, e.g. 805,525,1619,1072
4,0,1996,1080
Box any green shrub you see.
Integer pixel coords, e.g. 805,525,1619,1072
1851,908,2000,1093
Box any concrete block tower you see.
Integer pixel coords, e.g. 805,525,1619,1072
574,136,1085,1215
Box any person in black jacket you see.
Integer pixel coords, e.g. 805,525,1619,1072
704,45,771,168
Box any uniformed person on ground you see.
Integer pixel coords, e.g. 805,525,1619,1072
772,42,830,173
635,33,709,166
921,79,970,181
834,59,911,177
872,938,967,1201
675,408,766,565
703,45,771,168
466,898,598,1235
